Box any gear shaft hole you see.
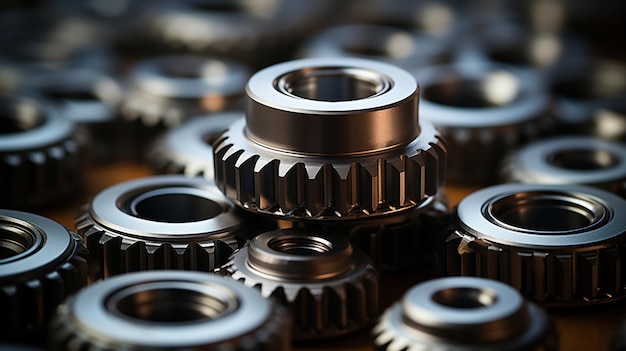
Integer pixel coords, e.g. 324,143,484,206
432,287,497,309
125,189,224,223
0,227,35,259
423,70,519,107
268,235,333,256
549,149,618,170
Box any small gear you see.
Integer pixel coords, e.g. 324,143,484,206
445,183,626,307
0,210,87,340
121,55,249,129
501,136,626,197
414,61,551,184
213,57,446,221
374,277,557,350
221,228,379,340
75,175,254,280
0,94,90,210
49,271,291,350
147,112,241,180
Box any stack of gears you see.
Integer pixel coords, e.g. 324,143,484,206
1,0,626,350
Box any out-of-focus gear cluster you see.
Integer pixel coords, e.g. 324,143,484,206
1,0,626,350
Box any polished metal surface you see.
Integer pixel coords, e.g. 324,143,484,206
502,136,626,197
0,210,87,340
374,277,556,350
75,175,252,280
214,57,446,220
122,55,249,128
415,61,550,184
446,183,626,306
147,112,241,180
49,271,291,350
0,94,89,209
221,228,379,340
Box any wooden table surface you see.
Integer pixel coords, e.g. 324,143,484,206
39,161,626,351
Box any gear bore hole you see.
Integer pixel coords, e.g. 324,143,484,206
276,68,391,102
189,0,245,12
551,62,626,99
0,227,36,259
124,188,224,223
422,70,520,107
111,286,236,323
487,34,562,67
488,192,605,232
0,97,45,134
268,235,333,256
432,287,497,309
549,149,619,170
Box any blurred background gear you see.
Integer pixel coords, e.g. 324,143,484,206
0,210,87,341
221,228,379,340
49,271,291,350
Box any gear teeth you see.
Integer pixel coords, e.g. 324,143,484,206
447,233,626,306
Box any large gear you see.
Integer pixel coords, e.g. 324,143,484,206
445,183,626,307
75,175,254,280
121,55,250,129
220,228,379,340
374,277,557,350
501,136,626,197
0,94,90,210
147,112,241,180
0,210,87,340
213,57,446,221
414,61,551,184
49,271,291,350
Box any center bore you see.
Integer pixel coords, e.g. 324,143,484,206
0,227,35,260
123,188,224,223
268,235,333,256
423,70,519,107
549,149,618,170
432,287,497,309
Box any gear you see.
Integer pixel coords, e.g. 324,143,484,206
501,136,626,197
445,183,626,307
75,175,254,280
121,55,250,129
147,112,241,180
0,94,90,210
374,277,557,350
414,61,551,184
220,228,379,340
49,271,291,350
213,57,446,221
0,210,87,340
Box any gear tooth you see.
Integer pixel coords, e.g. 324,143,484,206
235,154,260,209
255,159,280,212
383,158,403,209
600,246,623,296
576,250,600,300
120,241,148,273
553,254,574,301
278,163,307,216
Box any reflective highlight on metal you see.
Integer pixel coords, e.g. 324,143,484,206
75,175,250,280
49,271,291,350
147,112,241,180
374,277,556,350
502,136,626,197
446,183,626,306
221,228,379,340
0,210,87,340
214,57,446,220
0,94,89,209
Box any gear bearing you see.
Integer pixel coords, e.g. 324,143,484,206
147,112,241,180
414,61,550,184
374,276,557,350
49,271,291,350
0,210,87,340
75,175,252,280
121,55,250,129
213,57,446,220
221,228,379,340
501,136,626,197
0,94,90,209
446,183,626,307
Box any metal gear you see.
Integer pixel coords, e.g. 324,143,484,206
49,271,291,351
445,183,626,307
147,112,241,180
0,94,90,210
213,57,446,221
501,136,626,197
0,210,87,340
414,61,551,184
121,55,250,129
220,228,379,340
374,277,557,350
75,175,253,280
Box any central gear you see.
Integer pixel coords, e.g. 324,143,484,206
213,57,446,220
